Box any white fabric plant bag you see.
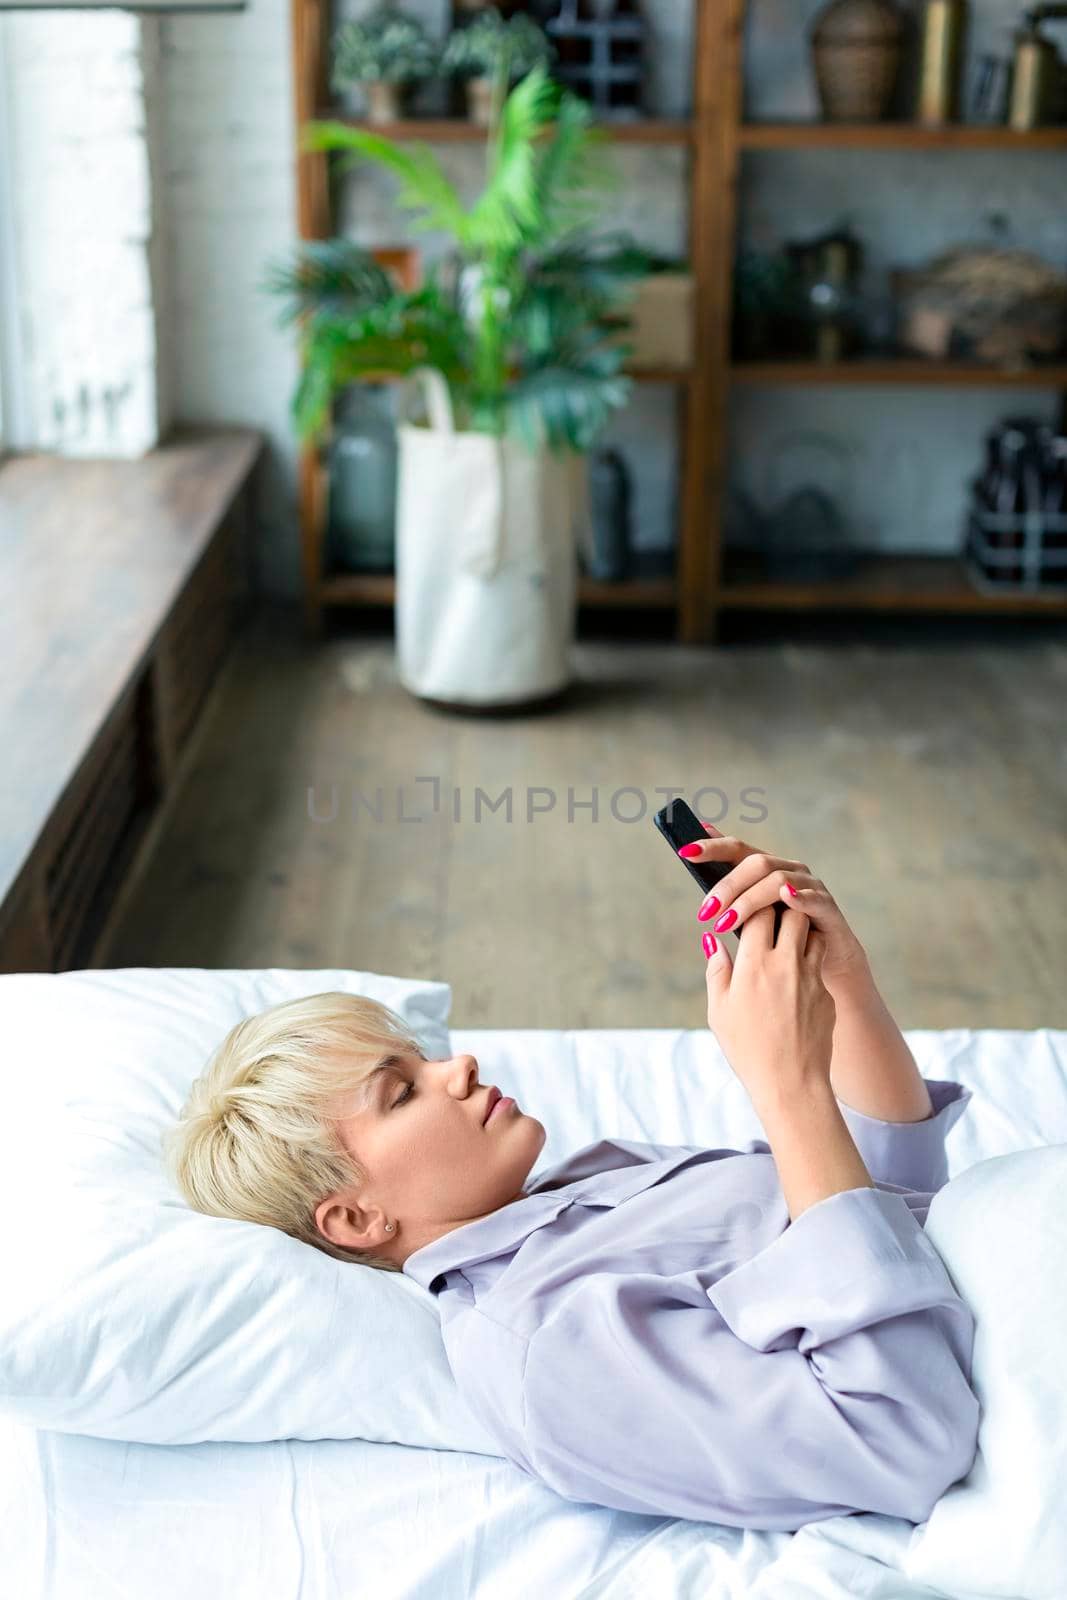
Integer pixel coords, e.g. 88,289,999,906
395,368,582,707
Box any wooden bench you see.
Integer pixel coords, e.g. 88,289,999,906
0,424,263,973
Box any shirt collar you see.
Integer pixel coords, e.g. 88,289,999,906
401,1139,714,1293
401,1189,574,1293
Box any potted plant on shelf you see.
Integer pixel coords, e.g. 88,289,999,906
441,5,555,127
330,2,438,126
268,65,653,709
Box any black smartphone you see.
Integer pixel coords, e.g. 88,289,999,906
652,797,783,941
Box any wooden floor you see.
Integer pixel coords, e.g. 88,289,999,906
99,602,1067,1029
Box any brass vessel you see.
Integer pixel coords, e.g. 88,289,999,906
1008,8,1067,130
917,0,967,126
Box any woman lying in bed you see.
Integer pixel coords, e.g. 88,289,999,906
166,825,981,1533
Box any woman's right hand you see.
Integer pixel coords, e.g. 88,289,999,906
703,902,837,1116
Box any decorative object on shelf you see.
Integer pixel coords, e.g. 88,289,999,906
330,3,439,125
628,548,675,579
278,67,655,704
722,485,767,560
617,264,694,370
964,416,1067,593
785,227,865,363
583,446,633,580
1007,5,1067,132
763,486,861,582
893,247,1067,365
810,0,904,123
916,0,967,126
732,249,807,360
442,6,555,125
545,0,647,121
325,384,399,572
967,53,1011,125
726,431,862,585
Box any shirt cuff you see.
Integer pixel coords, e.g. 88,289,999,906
836,1077,972,1195
706,1185,960,1353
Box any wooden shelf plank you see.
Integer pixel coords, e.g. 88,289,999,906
720,554,1067,615
578,577,676,608
319,573,678,610
335,367,691,387
631,367,693,384
321,573,396,606
732,360,1067,389
316,112,694,145
739,122,1067,150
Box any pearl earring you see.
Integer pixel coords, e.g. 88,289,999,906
385,1222,394,1233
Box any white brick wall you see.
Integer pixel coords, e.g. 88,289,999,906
156,0,301,597
2,11,163,457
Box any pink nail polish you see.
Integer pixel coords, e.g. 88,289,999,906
702,932,717,959
678,843,703,860
697,895,721,922
713,908,738,933
785,883,798,897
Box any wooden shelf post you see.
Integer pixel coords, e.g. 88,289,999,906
679,0,742,644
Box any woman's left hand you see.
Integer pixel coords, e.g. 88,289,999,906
683,823,871,991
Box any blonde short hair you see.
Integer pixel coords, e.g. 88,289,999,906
162,991,428,1272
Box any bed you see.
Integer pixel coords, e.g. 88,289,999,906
2,968,1065,1600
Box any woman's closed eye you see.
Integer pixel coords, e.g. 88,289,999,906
392,1081,415,1108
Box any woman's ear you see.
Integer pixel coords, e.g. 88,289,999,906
314,1191,380,1251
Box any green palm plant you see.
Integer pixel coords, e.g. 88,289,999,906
265,65,657,453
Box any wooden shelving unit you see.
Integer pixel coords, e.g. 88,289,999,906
290,0,1067,643
718,2,1067,632
291,0,728,641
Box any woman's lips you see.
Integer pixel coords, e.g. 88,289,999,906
486,1095,515,1124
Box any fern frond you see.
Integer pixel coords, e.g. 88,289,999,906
290,292,469,441
534,95,613,244
465,65,561,251
506,365,632,454
260,240,395,327
302,121,470,240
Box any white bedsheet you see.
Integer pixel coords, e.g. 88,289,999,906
5,1024,1067,1600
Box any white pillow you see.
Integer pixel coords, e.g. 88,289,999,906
904,1145,1067,1600
0,967,499,1455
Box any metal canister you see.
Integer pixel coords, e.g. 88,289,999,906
917,0,967,125
1008,22,1059,130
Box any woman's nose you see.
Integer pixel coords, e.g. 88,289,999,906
450,1054,478,1090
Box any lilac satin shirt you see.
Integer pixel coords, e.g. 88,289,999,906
402,1077,980,1531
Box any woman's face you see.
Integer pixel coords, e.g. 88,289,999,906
315,1049,546,1265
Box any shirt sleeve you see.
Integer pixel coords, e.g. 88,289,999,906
835,1076,972,1193
518,1186,980,1531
